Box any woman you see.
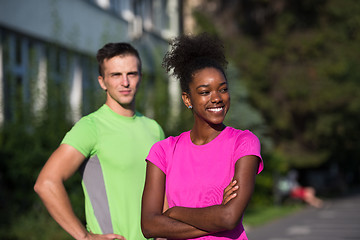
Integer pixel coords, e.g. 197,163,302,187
141,33,263,239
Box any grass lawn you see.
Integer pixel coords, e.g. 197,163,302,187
243,203,304,227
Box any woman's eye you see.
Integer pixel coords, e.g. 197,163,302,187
220,88,228,93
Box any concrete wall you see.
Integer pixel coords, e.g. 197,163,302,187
0,0,129,55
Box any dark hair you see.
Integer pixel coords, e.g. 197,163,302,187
162,33,228,93
96,42,141,76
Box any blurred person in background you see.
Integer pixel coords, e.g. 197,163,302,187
275,169,323,208
287,170,323,208
34,42,164,240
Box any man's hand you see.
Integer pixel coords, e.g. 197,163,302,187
222,179,239,205
84,232,127,240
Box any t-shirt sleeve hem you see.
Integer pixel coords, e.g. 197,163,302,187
146,158,166,174
235,153,263,174
145,139,168,174
60,142,88,158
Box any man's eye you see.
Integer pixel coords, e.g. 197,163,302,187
200,91,209,95
128,72,138,77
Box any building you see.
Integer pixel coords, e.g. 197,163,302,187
0,0,182,127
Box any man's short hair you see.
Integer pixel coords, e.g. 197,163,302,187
96,42,141,76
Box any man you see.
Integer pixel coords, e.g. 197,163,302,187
34,43,164,240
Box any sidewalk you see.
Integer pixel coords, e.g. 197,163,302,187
246,192,360,240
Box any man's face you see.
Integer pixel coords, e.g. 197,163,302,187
98,55,141,110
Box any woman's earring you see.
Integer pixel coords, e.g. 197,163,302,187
188,106,192,109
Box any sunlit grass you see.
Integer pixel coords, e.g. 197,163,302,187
243,203,304,227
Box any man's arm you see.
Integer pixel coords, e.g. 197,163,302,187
163,155,260,232
34,144,125,240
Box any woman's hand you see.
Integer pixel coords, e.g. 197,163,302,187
164,179,239,218
222,179,239,205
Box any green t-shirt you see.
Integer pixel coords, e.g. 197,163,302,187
61,104,164,239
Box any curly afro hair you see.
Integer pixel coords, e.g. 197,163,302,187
162,33,228,93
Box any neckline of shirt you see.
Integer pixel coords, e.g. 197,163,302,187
187,126,229,147
102,104,138,121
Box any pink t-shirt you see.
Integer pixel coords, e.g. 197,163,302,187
146,127,263,239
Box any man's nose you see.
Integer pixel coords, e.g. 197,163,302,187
121,75,130,87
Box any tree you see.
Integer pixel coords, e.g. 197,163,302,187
190,0,360,187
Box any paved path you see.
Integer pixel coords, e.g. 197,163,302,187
246,193,360,240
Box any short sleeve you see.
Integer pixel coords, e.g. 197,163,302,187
234,130,263,174
146,139,168,174
61,117,97,158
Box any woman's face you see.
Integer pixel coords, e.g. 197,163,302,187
182,67,230,126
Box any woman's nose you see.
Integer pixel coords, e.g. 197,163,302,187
211,92,222,103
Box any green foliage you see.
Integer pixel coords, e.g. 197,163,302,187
137,53,171,135
191,0,360,207
192,10,219,35
0,98,85,236
224,63,273,153
2,207,73,240
194,0,360,174
0,50,88,237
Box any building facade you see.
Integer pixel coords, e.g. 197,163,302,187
0,0,182,127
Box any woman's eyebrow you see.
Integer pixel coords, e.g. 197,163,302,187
195,82,227,89
196,84,209,89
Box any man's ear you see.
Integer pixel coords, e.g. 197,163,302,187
98,76,107,91
182,92,192,108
